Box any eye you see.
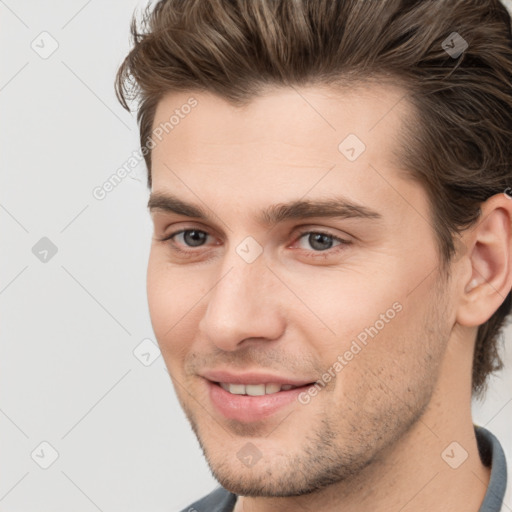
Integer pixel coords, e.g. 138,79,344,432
157,227,351,259
163,229,210,248
174,229,209,247
294,230,350,253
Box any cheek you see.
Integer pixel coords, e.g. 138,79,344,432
313,301,438,429
146,251,205,359
290,265,433,383
283,270,400,344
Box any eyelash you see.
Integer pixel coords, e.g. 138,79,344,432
157,228,351,258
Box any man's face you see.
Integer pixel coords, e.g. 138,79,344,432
147,84,456,496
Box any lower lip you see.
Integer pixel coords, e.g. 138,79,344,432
206,379,314,422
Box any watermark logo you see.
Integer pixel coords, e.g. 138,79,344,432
442,32,468,59
32,237,58,263
31,441,59,469
31,31,59,59
338,134,366,162
441,441,468,469
133,338,161,367
236,236,263,264
237,442,263,467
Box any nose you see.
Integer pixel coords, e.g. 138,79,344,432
197,251,286,351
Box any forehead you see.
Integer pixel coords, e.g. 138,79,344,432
151,83,411,169
149,84,420,221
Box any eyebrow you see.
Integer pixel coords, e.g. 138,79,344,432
147,192,383,226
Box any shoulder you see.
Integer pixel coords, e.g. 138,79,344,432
179,486,238,512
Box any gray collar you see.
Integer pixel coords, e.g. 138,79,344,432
476,426,508,512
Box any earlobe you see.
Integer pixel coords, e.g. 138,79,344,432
456,193,512,327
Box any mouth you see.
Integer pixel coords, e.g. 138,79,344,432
214,381,312,395
206,379,317,422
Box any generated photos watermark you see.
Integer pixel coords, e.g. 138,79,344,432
92,96,198,200
298,301,403,405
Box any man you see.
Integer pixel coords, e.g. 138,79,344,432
115,0,511,510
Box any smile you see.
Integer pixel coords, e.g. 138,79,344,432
217,382,299,395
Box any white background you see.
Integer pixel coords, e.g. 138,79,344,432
1,1,511,511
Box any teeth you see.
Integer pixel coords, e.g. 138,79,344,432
246,384,266,396
265,383,281,394
219,382,245,394
219,382,299,395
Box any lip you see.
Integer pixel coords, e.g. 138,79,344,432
200,369,315,386
204,378,316,422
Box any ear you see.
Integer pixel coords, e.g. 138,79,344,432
456,192,512,327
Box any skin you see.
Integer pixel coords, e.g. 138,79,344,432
146,84,512,512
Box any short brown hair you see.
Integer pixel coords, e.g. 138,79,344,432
115,0,512,396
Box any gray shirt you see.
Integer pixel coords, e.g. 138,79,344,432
180,425,507,512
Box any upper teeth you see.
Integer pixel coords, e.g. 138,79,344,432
219,383,297,395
